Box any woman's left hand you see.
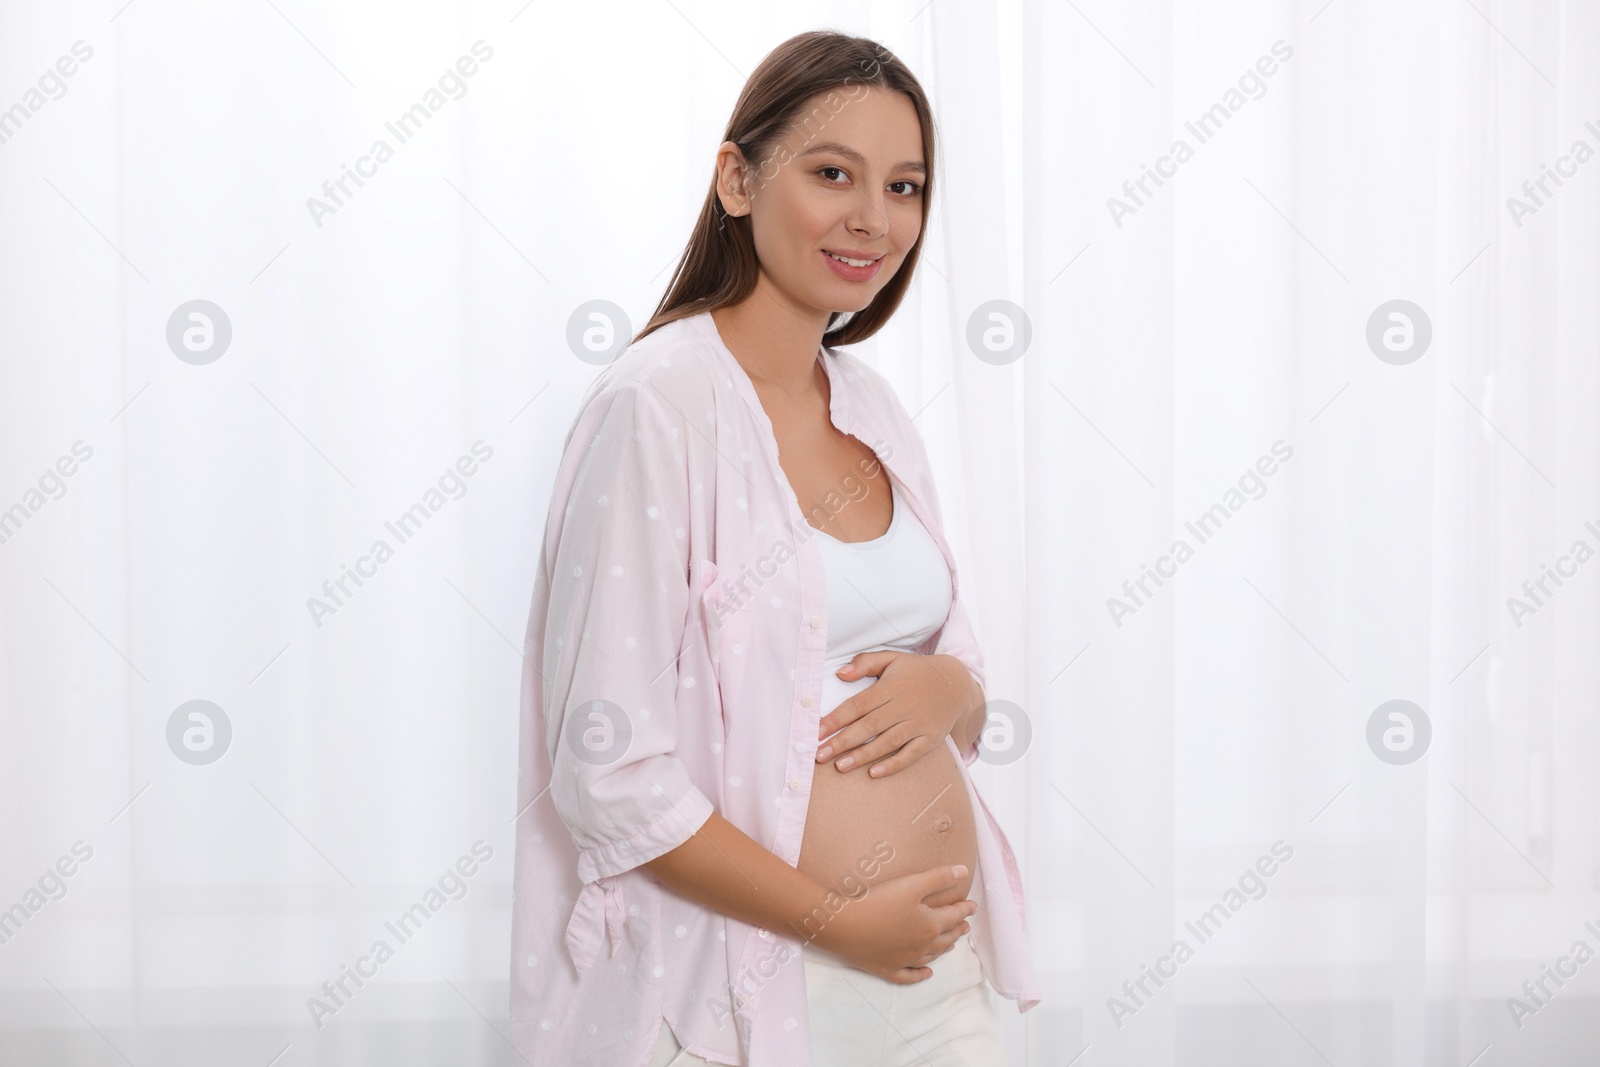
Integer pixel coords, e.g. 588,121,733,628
815,651,981,778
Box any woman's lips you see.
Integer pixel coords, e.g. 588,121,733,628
821,249,884,282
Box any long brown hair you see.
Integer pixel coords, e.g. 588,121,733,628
632,30,937,348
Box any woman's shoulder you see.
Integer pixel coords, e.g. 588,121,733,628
577,312,725,424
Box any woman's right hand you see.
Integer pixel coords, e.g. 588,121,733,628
809,864,977,983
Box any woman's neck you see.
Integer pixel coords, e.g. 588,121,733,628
710,291,830,399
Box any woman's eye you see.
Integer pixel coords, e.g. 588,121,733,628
818,168,921,196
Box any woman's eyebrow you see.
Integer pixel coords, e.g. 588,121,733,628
797,141,926,176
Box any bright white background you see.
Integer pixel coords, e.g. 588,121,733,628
2,0,1597,1064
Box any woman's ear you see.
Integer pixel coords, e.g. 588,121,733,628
714,141,752,217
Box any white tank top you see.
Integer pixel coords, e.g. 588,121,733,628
814,478,955,725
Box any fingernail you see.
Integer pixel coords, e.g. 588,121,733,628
816,745,832,761
868,765,884,777
836,756,854,770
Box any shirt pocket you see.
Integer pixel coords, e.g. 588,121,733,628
694,557,754,719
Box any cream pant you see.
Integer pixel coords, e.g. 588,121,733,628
646,929,1008,1067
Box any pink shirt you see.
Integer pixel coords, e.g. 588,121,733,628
510,310,1039,1066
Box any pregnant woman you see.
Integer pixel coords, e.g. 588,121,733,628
510,30,1038,1067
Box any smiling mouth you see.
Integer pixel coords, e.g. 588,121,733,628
823,251,884,267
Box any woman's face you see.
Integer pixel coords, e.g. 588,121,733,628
718,87,926,315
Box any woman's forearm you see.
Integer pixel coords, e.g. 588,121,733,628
642,810,853,950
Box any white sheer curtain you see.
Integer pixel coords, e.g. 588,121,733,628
2,0,1595,1064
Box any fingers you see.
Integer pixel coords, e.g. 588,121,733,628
839,649,900,682
909,927,968,970
815,685,891,754
864,735,930,779
831,722,915,772
920,866,972,899
816,692,865,748
888,966,934,984
929,897,978,927
816,693,897,764
933,920,971,950
913,919,970,965
816,711,881,765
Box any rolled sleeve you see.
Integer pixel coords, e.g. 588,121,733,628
541,381,715,884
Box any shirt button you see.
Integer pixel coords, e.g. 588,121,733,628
809,616,821,629
757,928,770,939
787,779,801,791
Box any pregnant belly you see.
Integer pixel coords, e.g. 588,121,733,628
796,715,978,913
